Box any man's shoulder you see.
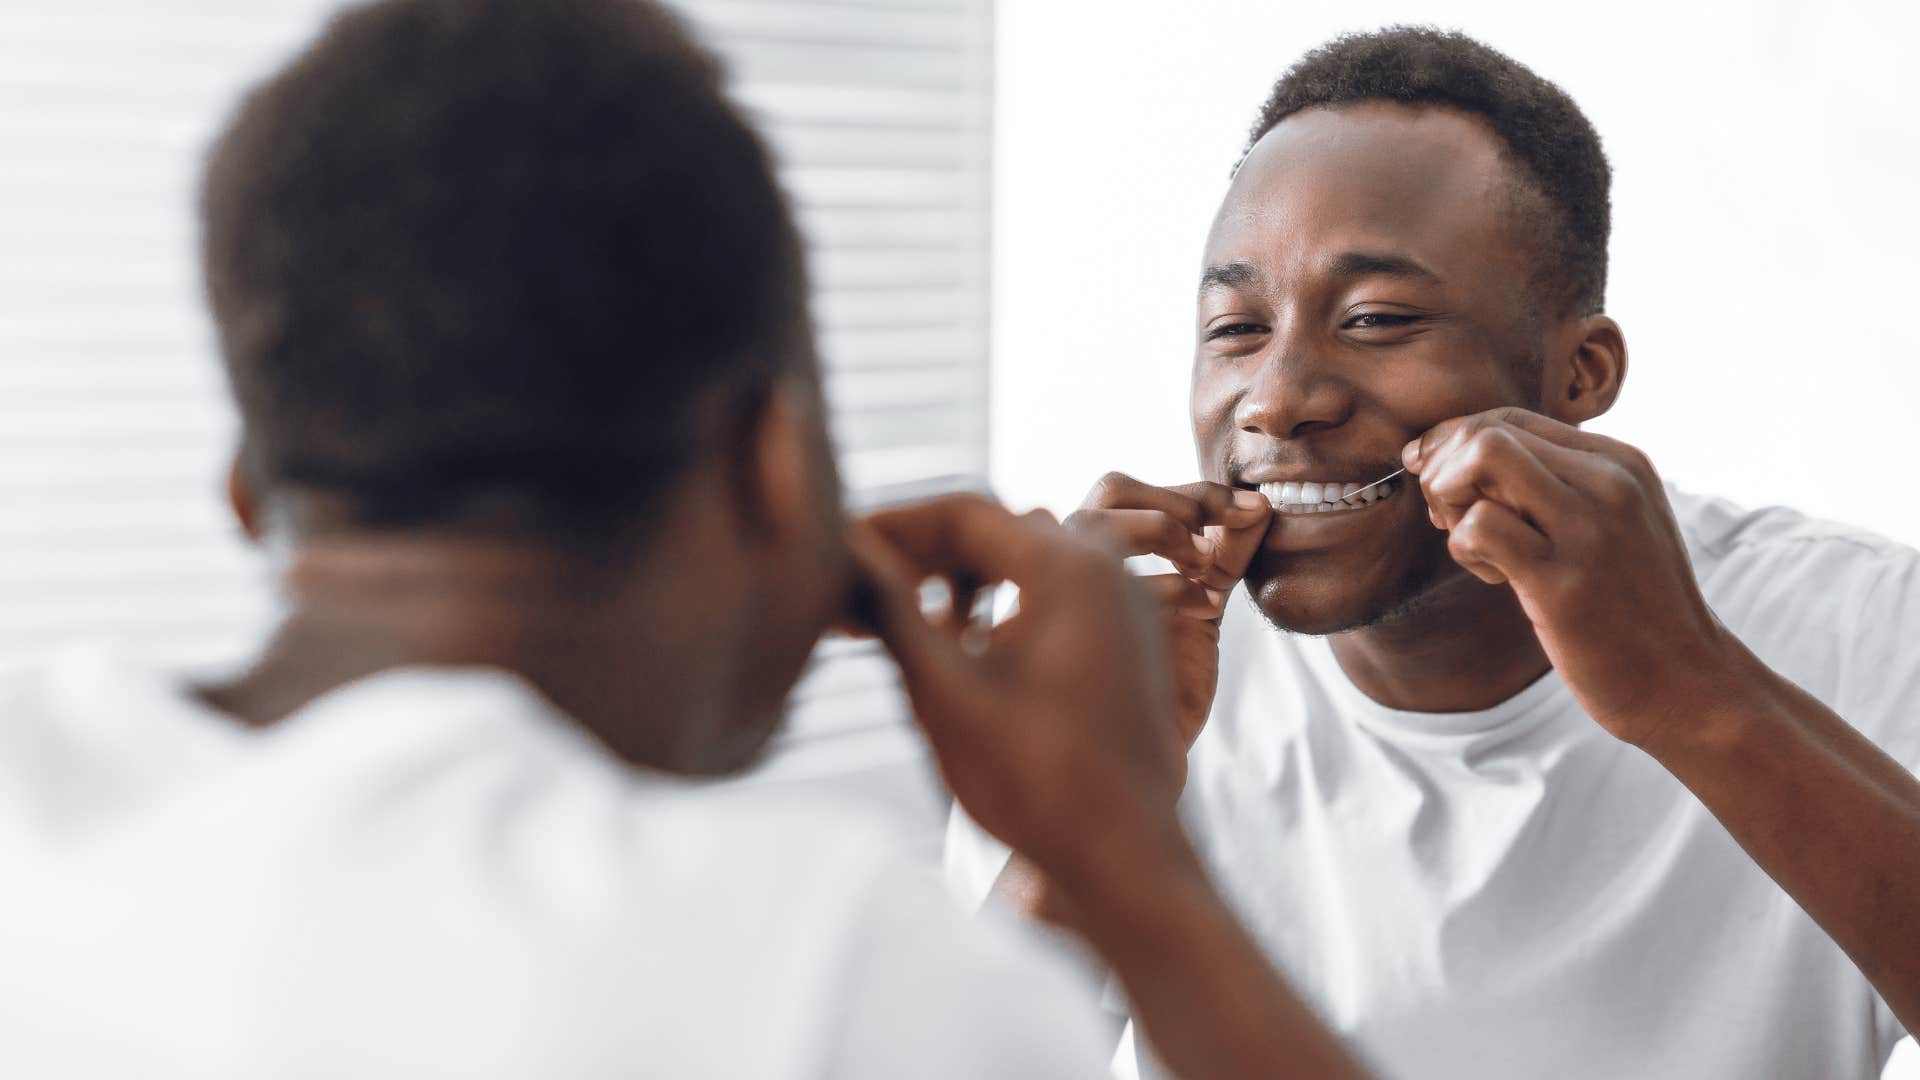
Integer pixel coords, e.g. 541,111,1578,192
1670,487,1920,734
1670,486,1920,621
1673,486,1916,570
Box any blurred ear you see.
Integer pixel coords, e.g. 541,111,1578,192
1547,314,1627,424
739,377,830,546
226,453,263,543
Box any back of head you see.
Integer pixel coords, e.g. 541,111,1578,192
1246,27,1611,317
201,0,809,539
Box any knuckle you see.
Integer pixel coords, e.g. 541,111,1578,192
1193,481,1238,513
1594,463,1641,508
1022,507,1060,527
1456,426,1515,473
1616,443,1658,483
1086,471,1137,507
1449,515,1486,553
1448,533,1481,564
1453,413,1496,442
948,491,1001,517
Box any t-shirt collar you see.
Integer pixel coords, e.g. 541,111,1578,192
1301,634,1575,745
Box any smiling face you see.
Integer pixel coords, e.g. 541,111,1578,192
1193,102,1556,635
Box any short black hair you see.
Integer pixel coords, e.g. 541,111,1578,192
1245,26,1611,316
201,0,807,536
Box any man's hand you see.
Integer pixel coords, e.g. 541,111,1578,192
847,494,1370,1080
1412,408,1920,1038
1404,407,1736,747
848,495,1190,886
1063,473,1272,746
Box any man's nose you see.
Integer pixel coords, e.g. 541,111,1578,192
1232,336,1355,440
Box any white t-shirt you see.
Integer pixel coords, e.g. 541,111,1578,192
951,488,1920,1079
0,649,1111,1079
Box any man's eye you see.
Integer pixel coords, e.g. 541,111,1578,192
1205,322,1267,340
1346,312,1420,329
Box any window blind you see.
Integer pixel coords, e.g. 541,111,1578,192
0,0,989,840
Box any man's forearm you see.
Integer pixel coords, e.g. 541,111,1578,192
1646,640,1920,1034
1047,824,1370,1080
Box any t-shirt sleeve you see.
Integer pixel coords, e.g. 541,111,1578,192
817,857,1112,1080
1831,545,1920,773
1794,533,1920,1075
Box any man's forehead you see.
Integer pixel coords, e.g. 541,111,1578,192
1204,102,1519,271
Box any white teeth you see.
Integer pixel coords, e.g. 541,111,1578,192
1255,476,1399,514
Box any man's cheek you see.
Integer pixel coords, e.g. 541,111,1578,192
1188,387,1238,478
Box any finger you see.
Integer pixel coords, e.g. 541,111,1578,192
1464,407,1616,453
1405,407,1598,476
1164,480,1274,529
1417,421,1582,533
1446,499,1553,586
1063,507,1213,575
844,519,970,705
1199,514,1270,589
1138,573,1228,619
857,494,1061,593
1083,473,1267,530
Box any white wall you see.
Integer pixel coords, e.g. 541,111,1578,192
990,0,1920,553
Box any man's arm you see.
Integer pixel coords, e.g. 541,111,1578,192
1647,641,1920,1033
852,496,1367,1079
1408,408,1920,1035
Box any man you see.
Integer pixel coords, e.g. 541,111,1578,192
952,27,1920,1079
0,1,1370,1076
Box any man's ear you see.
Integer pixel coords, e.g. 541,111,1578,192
739,377,831,547
1547,314,1628,425
226,452,263,543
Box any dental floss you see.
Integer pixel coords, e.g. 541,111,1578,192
1338,467,1406,505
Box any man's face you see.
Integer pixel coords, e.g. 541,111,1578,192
1193,102,1550,635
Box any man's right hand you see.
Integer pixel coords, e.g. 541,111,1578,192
1063,473,1272,746
847,494,1369,1080
848,494,1191,890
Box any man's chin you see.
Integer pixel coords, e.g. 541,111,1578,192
1245,578,1400,636
1243,546,1459,636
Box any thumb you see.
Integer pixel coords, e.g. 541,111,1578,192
845,520,971,709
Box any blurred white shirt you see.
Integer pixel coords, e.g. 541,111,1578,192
952,488,1920,1079
0,653,1109,1079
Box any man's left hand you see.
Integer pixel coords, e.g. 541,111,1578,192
1404,407,1738,747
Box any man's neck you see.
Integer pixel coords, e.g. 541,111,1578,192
1326,570,1552,714
197,534,733,771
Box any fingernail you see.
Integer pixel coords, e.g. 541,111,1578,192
1232,489,1269,511
1194,534,1218,560
1402,439,1423,470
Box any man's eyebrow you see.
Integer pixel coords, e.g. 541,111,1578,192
1328,251,1441,283
1199,262,1258,293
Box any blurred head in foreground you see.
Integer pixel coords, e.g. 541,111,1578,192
201,0,847,773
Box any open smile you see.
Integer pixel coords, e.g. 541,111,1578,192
1256,474,1407,515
